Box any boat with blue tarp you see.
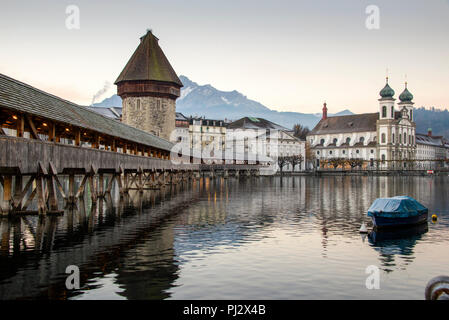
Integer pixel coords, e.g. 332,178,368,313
367,196,428,229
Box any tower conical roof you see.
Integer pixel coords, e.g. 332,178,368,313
115,31,183,87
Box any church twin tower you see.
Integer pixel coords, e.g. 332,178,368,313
115,30,183,141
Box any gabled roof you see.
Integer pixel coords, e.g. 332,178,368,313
0,73,173,151
416,133,445,147
309,113,378,135
115,31,183,87
227,117,289,131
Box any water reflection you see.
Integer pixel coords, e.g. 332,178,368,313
0,175,448,300
368,223,428,272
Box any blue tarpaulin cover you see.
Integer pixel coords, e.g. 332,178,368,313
367,196,428,218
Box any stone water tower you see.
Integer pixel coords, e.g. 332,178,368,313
115,30,183,141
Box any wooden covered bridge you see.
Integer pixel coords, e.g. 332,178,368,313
0,73,261,216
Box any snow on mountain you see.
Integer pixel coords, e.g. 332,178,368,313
91,75,354,130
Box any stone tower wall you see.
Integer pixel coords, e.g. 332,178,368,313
122,96,175,141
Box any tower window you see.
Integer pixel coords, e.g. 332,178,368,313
381,133,386,144
404,133,407,144
136,99,141,110
392,133,395,143
382,106,387,118
410,110,413,121
346,137,351,144
333,138,338,144
391,106,394,118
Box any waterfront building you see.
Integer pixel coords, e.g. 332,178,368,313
307,78,419,169
415,129,449,169
115,30,183,141
226,117,306,171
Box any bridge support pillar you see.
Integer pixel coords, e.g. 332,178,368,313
223,170,229,179
1,176,12,216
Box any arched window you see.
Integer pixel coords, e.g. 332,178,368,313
320,139,325,145
381,154,386,162
381,133,386,143
404,133,407,144
392,133,395,144
382,106,387,118
333,138,338,144
136,99,141,110
410,110,413,121
391,106,394,118
346,137,351,144
399,133,402,144
359,137,365,144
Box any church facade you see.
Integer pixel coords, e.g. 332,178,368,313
307,78,417,169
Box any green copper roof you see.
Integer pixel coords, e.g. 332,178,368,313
379,80,395,98
115,31,183,87
399,85,413,102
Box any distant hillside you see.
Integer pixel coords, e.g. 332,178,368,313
415,107,449,138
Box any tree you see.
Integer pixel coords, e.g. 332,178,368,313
289,154,304,171
347,158,364,170
292,124,310,140
277,156,289,174
305,142,316,170
328,158,345,169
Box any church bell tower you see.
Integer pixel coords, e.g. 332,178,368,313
115,30,183,141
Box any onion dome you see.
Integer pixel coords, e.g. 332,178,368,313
399,82,413,102
379,77,395,98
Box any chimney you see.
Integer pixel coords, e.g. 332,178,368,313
322,102,328,120
428,128,432,137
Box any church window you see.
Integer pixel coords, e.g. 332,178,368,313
317,151,320,155
329,150,333,155
381,133,386,143
333,138,338,144
391,106,394,118
346,137,351,144
371,149,374,154
356,150,360,154
360,137,365,143
136,99,141,110
343,150,346,154
404,133,407,144
410,110,413,121
392,133,395,144
382,106,387,118
320,139,325,145
381,154,386,162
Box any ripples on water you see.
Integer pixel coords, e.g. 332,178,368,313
0,176,448,300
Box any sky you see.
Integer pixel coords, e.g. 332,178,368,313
0,0,448,114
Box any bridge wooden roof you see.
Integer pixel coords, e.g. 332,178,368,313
0,73,173,152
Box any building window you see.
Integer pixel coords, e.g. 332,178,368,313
371,149,374,154
346,137,351,144
391,106,394,118
333,138,338,144
317,151,320,155
360,137,365,144
382,106,387,118
382,154,386,162
136,99,141,110
381,133,386,143
392,133,395,144
329,150,333,155
343,150,346,154
404,133,407,144
356,150,360,154
410,110,413,121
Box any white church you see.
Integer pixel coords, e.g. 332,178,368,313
307,78,417,169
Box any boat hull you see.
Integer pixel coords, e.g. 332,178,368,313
371,212,428,229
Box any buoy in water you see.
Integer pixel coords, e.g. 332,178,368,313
432,214,438,221
359,222,368,233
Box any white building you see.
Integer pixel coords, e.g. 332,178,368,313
307,78,419,169
226,117,306,171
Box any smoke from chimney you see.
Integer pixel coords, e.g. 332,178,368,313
91,81,112,106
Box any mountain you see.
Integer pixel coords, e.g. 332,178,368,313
414,107,449,138
92,94,122,108
176,75,353,129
